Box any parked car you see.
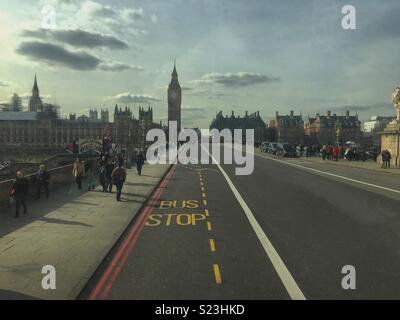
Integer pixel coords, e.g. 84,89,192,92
276,143,298,158
260,142,269,152
267,143,278,155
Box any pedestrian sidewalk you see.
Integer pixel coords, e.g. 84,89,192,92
0,164,170,300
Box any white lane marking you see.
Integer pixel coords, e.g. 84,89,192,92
255,152,400,195
201,145,306,300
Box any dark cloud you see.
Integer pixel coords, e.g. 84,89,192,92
16,41,137,72
22,29,129,50
99,61,143,72
192,72,279,87
16,41,101,70
107,93,160,104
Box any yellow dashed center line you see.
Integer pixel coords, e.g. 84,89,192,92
209,239,216,252
199,172,222,286
213,264,222,284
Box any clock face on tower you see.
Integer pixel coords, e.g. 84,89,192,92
171,91,177,99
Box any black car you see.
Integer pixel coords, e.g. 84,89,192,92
276,143,297,158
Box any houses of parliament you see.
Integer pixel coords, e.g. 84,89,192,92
0,64,183,155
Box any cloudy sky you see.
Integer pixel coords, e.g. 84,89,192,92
0,0,399,127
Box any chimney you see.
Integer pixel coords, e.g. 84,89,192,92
245,110,248,117
327,110,331,117
276,111,279,117
346,110,350,117
231,111,234,117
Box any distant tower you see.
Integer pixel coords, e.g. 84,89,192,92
29,74,43,112
10,93,22,111
101,109,109,123
89,109,98,122
168,60,182,132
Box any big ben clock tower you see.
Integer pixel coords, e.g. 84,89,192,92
168,61,182,132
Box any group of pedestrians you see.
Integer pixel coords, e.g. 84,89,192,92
97,154,127,201
8,150,146,217
9,164,51,218
320,145,342,161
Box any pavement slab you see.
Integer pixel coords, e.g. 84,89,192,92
0,164,169,300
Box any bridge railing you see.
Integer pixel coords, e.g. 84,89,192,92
0,159,96,208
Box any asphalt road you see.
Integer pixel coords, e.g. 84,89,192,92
81,148,400,300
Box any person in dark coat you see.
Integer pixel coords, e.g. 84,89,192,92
105,159,115,192
35,164,50,199
11,171,30,218
386,150,392,168
111,163,127,201
136,153,144,176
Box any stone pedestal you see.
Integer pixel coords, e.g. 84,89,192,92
380,121,400,167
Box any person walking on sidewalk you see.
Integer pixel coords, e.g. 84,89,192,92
111,163,127,201
10,171,30,218
105,158,115,192
321,146,327,160
35,164,50,199
136,153,144,176
333,145,340,162
99,164,107,192
72,159,84,190
386,150,392,168
381,150,388,168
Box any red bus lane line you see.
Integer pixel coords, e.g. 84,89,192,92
89,165,176,300
89,178,165,300
99,208,151,299
90,165,175,300
99,165,176,299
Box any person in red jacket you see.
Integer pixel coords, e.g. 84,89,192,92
333,145,340,162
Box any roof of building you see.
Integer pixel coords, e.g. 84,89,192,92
276,114,304,127
210,110,266,129
314,114,360,128
0,111,38,121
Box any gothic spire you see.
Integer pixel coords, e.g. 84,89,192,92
172,59,177,77
32,73,39,96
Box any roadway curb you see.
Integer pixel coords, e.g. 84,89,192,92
258,150,400,176
73,164,173,300
309,158,400,175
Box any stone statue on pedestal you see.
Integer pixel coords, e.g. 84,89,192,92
380,87,400,167
391,87,400,123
